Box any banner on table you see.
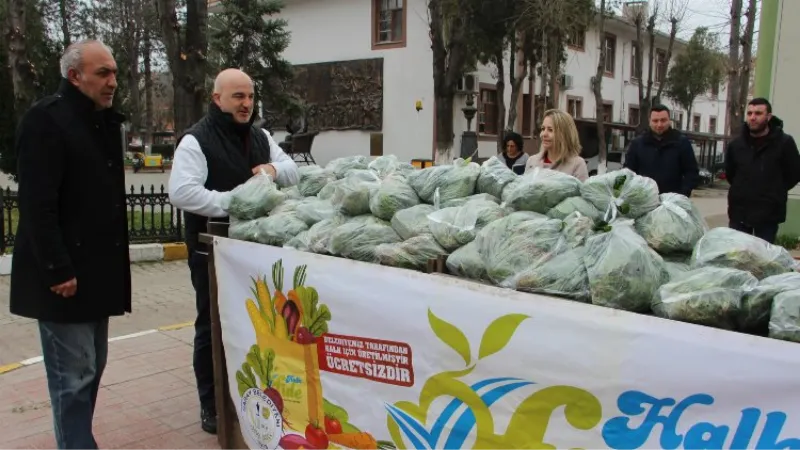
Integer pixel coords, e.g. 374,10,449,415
213,236,800,450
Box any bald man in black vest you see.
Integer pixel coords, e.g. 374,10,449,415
168,68,299,434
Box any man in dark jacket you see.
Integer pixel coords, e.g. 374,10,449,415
725,97,800,243
10,40,130,449
624,104,700,197
168,68,298,434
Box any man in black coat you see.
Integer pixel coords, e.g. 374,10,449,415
725,97,800,244
9,40,131,449
168,68,298,434
624,104,700,197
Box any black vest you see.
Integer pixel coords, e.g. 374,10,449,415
178,103,272,253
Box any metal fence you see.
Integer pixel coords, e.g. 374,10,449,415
0,185,184,254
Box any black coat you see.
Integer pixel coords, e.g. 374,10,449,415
9,79,132,323
623,128,700,197
726,116,800,227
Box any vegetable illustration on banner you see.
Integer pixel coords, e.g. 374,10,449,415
385,311,603,449
236,259,396,450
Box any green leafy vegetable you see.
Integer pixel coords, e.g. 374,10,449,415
297,285,332,337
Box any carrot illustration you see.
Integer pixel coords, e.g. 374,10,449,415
271,260,290,340
327,432,378,450
287,265,307,324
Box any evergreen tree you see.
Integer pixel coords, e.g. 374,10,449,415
209,0,296,123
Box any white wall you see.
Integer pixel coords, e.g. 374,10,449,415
270,0,434,166
771,0,800,139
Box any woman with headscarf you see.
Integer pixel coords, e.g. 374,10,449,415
498,131,528,175
525,109,589,181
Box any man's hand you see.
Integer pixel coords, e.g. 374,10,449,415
252,163,276,180
51,278,77,298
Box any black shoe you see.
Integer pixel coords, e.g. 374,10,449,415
201,407,218,434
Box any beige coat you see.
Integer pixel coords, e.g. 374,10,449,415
524,152,589,181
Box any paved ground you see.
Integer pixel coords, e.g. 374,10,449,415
0,327,220,449
0,261,195,366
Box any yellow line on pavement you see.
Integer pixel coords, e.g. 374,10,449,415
157,321,194,331
0,362,22,375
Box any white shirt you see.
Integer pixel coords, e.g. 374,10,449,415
168,128,299,218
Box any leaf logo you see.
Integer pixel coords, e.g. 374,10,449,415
385,310,603,449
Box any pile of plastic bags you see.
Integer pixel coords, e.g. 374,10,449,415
222,154,800,343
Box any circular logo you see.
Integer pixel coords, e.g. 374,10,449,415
241,388,283,449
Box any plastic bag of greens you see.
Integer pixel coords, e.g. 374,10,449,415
369,173,421,220
284,230,311,252
223,170,286,220
297,165,336,197
329,172,382,216
305,216,349,254
375,234,446,270
428,206,480,251
580,168,660,221
295,198,338,226
740,272,800,332
506,246,591,302
768,289,800,343
652,267,757,329
327,215,402,262
368,155,415,178
251,213,309,246
390,204,436,240
228,217,262,242
501,168,582,214
326,155,370,179
635,193,707,254
446,241,488,281
281,185,303,200
407,158,480,203
476,156,518,199
547,196,602,222
583,220,668,312
478,214,566,285
664,261,691,281
269,199,302,217
690,227,797,279
442,193,500,208
562,212,598,249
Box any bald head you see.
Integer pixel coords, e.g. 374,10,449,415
212,68,255,123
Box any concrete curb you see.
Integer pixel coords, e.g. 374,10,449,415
0,242,188,275
0,321,194,376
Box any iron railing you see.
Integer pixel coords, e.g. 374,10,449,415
0,185,184,254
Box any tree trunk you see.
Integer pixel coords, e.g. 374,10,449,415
494,48,506,153
738,0,757,113
428,0,470,164
507,34,527,133
155,0,209,135
639,12,657,133
6,0,38,121
126,0,142,136
59,0,71,48
634,15,645,128
593,0,607,175
143,25,154,145
654,17,678,103
726,0,743,138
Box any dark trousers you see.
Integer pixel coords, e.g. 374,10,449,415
38,319,109,449
730,221,780,244
188,250,215,413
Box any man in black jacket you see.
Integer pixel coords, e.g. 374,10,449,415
168,68,298,434
10,40,131,449
725,97,800,243
624,104,700,197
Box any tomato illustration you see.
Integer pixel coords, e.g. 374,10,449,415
324,415,343,435
305,422,329,449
